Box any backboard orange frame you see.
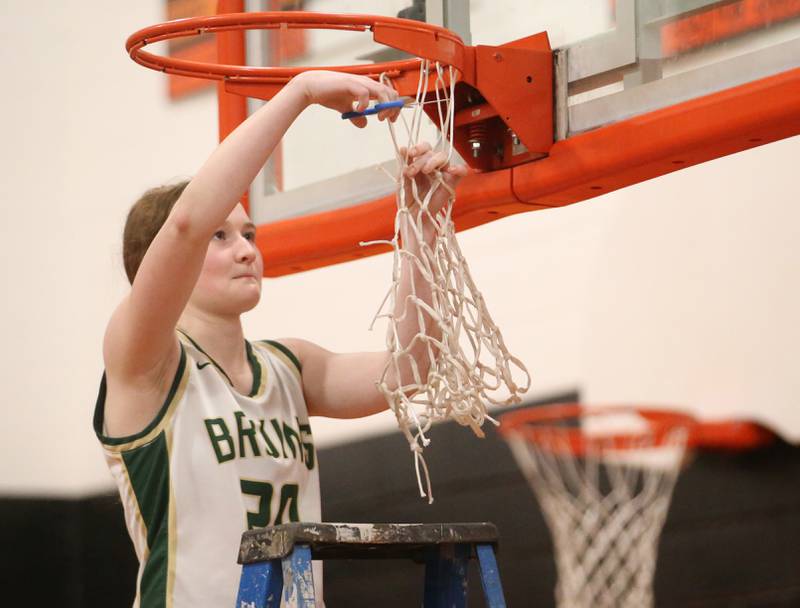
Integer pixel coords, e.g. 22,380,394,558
256,66,800,276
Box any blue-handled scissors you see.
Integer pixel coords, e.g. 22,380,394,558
341,98,411,120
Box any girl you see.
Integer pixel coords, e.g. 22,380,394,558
93,70,467,606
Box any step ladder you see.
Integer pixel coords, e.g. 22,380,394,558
235,522,507,607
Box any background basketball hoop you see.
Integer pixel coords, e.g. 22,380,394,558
499,404,775,608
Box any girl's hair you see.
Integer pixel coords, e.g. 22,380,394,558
123,181,189,284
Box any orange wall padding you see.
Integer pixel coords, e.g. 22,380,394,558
662,0,800,56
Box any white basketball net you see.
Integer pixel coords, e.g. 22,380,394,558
506,413,688,608
364,62,531,503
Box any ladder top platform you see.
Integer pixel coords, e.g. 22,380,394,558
239,522,500,563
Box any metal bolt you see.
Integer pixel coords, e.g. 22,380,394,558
470,140,482,157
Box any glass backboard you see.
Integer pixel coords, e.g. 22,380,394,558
232,0,800,261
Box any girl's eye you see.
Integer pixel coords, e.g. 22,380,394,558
213,230,226,240
244,232,256,241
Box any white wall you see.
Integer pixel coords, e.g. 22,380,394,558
250,135,800,448
1,1,798,498
0,1,217,496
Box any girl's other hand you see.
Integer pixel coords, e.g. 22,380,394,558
399,142,469,215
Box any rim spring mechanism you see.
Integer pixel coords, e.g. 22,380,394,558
467,122,489,158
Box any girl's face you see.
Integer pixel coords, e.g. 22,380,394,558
190,203,263,316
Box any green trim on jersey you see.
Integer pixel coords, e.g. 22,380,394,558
93,346,187,447
244,340,262,397
178,330,266,398
177,330,235,387
122,432,172,608
260,340,302,374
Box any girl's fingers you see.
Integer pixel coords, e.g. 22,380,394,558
355,89,370,112
337,75,399,122
402,145,435,174
375,85,400,122
409,142,433,158
349,115,368,128
400,142,466,180
362,77,395,106
423,152,449,173
347,79,400,122
405,150,448,176
343,81,377,128
447,164,469,177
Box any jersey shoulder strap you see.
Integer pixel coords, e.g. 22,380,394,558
256,340,302,377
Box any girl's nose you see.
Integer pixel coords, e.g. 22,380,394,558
236,237,257,263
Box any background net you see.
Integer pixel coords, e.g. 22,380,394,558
505,410,688,607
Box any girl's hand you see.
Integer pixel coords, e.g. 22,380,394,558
291,70,401,128
400,142,469,216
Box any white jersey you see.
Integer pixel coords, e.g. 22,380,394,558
94,332,322,607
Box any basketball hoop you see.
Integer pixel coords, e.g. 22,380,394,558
499,404,775,608
126,11,554,171
126,12,465,97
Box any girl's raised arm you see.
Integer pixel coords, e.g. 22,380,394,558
103,72,398,423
